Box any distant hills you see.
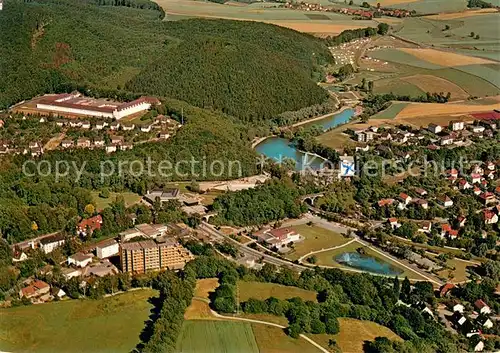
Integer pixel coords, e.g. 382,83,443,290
0,0,332,121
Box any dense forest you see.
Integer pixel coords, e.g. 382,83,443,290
0,0,332,121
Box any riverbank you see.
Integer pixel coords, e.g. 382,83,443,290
291,105,352,128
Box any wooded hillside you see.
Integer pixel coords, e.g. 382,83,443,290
0,0,332,121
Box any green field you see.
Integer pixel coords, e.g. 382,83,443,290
238,281,318,302
373,78,425,97
91,191,142,210
371,102,409,119
455,63,500,89
176,320,259,353
369,0,467,13
252,324,322,353
286,224,349,261
370,49,443,70
310,317,402,353
0,289,157,353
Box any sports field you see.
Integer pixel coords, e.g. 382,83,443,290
176,320,259,353
238,281,318,302
0,289,156,353
310,318,402,353
286,224,349,261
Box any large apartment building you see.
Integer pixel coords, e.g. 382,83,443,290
120,239,194,274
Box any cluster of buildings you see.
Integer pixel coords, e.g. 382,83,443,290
22,92,160,120
439,283,496,351
254,227,302,250
282,1,411,18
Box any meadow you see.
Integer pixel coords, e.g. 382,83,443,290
176,320,260,353
0,289,157,353
310,318,402,353
286,224,350,261
368,0,467,13
91,191,142,210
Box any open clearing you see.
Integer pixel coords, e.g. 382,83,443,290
395,101,500,119
0,289,156,353
426,8,498,20
310,318,402,353
177,320,259,353
91,191,141,210
399,48,496,67
402,74,469,100
437,258,478,283
286,224,349,261
238,281,318,302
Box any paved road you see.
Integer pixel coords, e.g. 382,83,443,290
199,222,307,271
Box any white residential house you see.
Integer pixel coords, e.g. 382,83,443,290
140,124,152,133
67,253,93,268
122,124,135,131
388,218,400,229
399,193,412,206
441,135,454,146
80,121,91,129
257,228,301,248
474,341,484,352
471,173,482,184
419,221,432,233
95,239,119,259
475,299,491,315
428,123,442,134
470,125,485,133
61,267,81,280
61,140,73,148
458,179,472,190
39,234,65,254
439,195,454,208
453,303,464,313
95,122,107,130
93,139,105,147
106,145,117,153
483,210,498,225
451,120,465,131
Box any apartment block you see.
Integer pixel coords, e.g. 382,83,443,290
120,239,194,274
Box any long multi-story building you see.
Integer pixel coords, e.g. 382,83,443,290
120,239,194,274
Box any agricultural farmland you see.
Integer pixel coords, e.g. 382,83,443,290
176,321,260,353
157,0,379,34
368,0,468,13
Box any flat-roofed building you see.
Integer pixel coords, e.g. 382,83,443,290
120,239,193,274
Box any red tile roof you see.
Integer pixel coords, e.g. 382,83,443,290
269,228,296,240
78,215,103,232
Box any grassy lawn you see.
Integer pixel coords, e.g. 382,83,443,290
194,278,219,298
314,241,426,280
0,289,157,353
437,258,478,283
91,191,141,210
238,281,317,302
316,128,355,150
252,324,322,353
373,78,425,97
310,318,402,353
176,320,259,353
286,224,349,261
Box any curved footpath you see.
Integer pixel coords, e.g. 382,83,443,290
209,308,329,353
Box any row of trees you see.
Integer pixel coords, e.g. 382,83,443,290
325,23,389,47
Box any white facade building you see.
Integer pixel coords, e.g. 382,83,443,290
96,239,119,259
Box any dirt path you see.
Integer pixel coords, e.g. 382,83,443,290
210,309,329,353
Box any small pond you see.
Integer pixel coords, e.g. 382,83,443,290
335,252,403,276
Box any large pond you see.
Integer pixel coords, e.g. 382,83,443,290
300,108,354,131
335,252,403,276
255,108,355,170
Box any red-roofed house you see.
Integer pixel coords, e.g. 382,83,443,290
77,215,103,236
438,195,454,208
19,280,50,299
388,218,400,229
378,198,395,207
471,173,482,184
439,283,455,298
446,169,458,179
448,229,459,240
475,299,491,315
457,216,467,228
479,192,496,206
257,228,301,248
